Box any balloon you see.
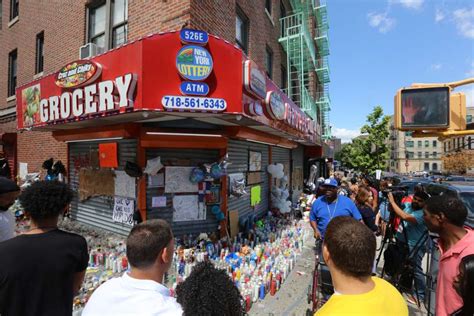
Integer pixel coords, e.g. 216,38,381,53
144,156,163,175
276,163,284,172
190,167,205,183
210,163,222,179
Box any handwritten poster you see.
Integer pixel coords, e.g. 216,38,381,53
152,196,167,208
112,197,134,226
173,195,202,222
165,167,198,193
115,170,136,198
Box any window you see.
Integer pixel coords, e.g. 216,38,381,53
425,140,429,147
265,0,272,15
418,152,422,158
425,152,429,159
424,163,430,171
235,6,249,54
432,140,437,147
89,4,106,48
391,161,394,167
433,152,437,158
280,1,286,19
265,46,273,79
35,31,44,74
418,141,422,147
10,0,19,21
405,131,412,136
432,163,438,171
406,141,414,147
281,65,287,90
407,151,414,159
469,137,472,150
280,1,286,35
112,0,128,48
7,49,17,97
467,114,472,124
88,0,128,50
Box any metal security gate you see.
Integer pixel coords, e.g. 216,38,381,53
227,139,269,220
291,145,304,203
69,139,137,236
146,148,220,237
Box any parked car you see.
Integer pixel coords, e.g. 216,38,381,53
398,178,433,195
445,175,466,181
424,182,474,228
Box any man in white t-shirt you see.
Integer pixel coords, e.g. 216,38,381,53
0,177,20,242
83,219,182,316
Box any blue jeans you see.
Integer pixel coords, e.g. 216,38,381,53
412,246,426,301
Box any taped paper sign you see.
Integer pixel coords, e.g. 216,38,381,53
250,185,261,206
115,170,136,198
148,173,164,187
173,195,203,222
112,197,134,226
152,196,167,208
165,167,198,193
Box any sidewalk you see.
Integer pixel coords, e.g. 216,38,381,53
249,224,428,316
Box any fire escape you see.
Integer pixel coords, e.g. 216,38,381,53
279,0,331,140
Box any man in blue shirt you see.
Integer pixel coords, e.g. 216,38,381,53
388,190,429,305
310,178,362,240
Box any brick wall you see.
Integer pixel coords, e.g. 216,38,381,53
0,0,87,174
1,0,300,177
128,0,191,40
190,0,290,88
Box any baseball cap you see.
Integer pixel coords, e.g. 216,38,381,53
321,178,338,188
0,177,20,195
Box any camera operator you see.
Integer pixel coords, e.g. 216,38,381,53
387,190,430,305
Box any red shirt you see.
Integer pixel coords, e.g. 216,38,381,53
436,228,474,316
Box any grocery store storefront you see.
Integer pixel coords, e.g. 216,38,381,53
16,29,322,236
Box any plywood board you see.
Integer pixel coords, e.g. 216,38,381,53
229,210,239,238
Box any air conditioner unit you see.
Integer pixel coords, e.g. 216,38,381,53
79,43,104,59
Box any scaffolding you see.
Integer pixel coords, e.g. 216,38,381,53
279,0,332,140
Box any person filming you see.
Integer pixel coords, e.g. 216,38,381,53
387,189,430,305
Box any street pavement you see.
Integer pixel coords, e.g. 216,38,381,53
249,222,428,316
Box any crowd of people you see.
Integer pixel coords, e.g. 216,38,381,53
1,173,474,316
308,174,474,316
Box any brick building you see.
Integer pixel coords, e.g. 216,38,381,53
2,0,331,234
1,0,331,179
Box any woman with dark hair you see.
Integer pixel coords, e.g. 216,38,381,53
0,181,88,316
452,255,474,316
355,187,378,232
176,261,245,316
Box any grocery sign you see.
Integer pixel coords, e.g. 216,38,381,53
55,60,102,88
40,73,137,123
176,45,213,81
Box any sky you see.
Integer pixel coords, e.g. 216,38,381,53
328,0,474,142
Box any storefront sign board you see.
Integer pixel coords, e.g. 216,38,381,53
180,29,209,45
243,60,266,99
55,60,102,89
176,45,213,81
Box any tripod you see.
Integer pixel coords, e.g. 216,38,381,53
376,211,430,309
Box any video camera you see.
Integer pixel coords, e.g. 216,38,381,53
382,185,408,210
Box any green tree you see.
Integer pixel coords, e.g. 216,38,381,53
338,106,390,174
